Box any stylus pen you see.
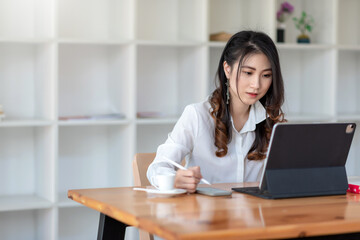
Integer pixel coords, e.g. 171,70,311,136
161,157,211,185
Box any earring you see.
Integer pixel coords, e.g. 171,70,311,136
225,79,230,104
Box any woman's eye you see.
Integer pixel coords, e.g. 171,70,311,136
243,71,252,75
263,74,272,78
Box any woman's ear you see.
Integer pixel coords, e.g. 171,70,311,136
223,61,231,79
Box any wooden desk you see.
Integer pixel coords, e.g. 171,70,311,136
68,183,360,240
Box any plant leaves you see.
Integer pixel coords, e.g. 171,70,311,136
293,11,314,33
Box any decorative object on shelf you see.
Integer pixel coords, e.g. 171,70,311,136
136,111,167,118
0,104,5,121
276,1,294,43
293,11,314,44
209,32,233,42
59,113,125,121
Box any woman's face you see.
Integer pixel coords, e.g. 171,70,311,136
224,53,273,106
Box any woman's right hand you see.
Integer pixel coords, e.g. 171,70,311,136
174,166,202,193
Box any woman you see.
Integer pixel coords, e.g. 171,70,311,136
147,30,286,193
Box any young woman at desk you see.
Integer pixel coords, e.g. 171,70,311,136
147,30,286,193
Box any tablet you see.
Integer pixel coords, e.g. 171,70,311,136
233,122,356,199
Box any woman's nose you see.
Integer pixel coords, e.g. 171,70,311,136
250,76,260,89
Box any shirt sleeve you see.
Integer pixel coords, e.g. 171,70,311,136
147,104,199,186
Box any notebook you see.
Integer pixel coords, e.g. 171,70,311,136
232,122,356,199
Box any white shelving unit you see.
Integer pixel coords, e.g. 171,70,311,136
0,0,359,239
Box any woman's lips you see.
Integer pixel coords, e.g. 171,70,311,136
247,93,258,98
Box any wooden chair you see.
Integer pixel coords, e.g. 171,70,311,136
133,152,156,187
132,153,186,240
132,153,156,240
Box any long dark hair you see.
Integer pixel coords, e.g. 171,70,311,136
209,30,285,160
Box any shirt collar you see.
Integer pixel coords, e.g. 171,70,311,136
231,101,267,134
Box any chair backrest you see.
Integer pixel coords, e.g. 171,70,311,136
132,153,159,240
132,153,186,186
133,153,156,186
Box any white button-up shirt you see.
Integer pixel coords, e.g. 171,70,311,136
147,99,267,186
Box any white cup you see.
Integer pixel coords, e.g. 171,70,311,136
151,174,175,191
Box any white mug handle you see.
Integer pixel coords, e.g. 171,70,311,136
151,176,160,190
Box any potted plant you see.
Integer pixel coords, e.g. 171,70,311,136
293,11,314,43
276,1,294,43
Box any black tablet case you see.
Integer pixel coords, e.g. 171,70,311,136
232,123,356,199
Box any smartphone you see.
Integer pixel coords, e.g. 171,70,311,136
196,187,232,196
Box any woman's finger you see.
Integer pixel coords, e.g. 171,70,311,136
178,176,200,184
188,166,203,179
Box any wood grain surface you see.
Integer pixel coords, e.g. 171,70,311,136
68,183,360,240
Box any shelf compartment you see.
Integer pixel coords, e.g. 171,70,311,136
337,115,360,121
0,43,55,120
338,0,360,45
275,0,335,44
58,44,134,119
136,40,202,47
337,51,360,115
136,0,205,42
0,38,53,44
58,0,133,41
207,41,227,48
210,43,335,50
0,208,54,240
58,39,132,45
0,127,55,201
58,125,133,200
338,45,360,51
0,0,54,39
286,114,334,122
208,47,223,94
136,124,175,153
209,0,274,40
59,207,98,240
0,119,53,127
136,118,179,125
58,206,138,240
0,195,52,212
58,119,131,126
279,48,335,117
137,45,206,117
276,43,334,50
